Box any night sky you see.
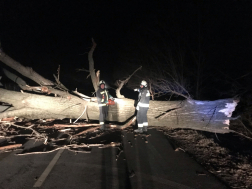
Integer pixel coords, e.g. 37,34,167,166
1,0,252,99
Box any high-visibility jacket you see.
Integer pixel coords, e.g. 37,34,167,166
96,87,111,107
137,87,150,108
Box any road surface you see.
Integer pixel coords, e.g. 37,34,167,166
0,129,228,189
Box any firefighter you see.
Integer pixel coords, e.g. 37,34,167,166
96,80,113,130
134,80,150,133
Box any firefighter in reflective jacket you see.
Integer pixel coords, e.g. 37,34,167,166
134,80,150,133
96,80,113,130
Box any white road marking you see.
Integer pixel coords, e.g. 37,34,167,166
33,149,64,188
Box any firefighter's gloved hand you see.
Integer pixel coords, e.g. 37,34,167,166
134,88,138,92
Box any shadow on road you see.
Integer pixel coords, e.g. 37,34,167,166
100,133,132,189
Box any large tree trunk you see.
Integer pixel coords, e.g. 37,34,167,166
0,88,237,133
147,99,237,133
0,88,89,119
101,98,237,133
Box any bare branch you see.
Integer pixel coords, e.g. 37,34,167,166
57,65,60,80
74,126,100,136
72,88,96,102
2,68,28,88
116,66,142,98
0,144,22,151
0,49,54,86
11,123,44,138
76,68,90,72
88,38,99,91
53,74,68,91
52,123,100,128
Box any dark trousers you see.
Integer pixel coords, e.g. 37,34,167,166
99,105,108,124
136,107,148,127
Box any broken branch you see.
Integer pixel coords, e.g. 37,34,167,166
0,144,22,151
116,66,142,98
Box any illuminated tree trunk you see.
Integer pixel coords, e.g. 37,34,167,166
107,98,238,133
0,87,237,133
147,98,237,133
88,38,99,92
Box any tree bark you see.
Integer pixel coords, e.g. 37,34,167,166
0,49,54,86
0,144,22,151
88,38,99,91
0,88,90,119
0,88,237,133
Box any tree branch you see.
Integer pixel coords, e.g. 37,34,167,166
0,49,54,86
88,38,99,91
116,66,142,98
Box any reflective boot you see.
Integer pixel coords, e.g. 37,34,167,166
100,124,105,131
129,170,135,178
143,126,148,133
134,127,143,133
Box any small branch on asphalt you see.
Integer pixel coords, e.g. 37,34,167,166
120,116,136,130
0,144,22,151
74,126,100,136
175,147,185,152
98,142,121,148
52,123,100,128
10,123,48,144
11,123,41,137
16,144,93,156
16,146,66,156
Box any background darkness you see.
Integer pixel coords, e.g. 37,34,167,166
1,0,252,100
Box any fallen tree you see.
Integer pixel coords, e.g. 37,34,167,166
0,41,238,133
0,89,238,133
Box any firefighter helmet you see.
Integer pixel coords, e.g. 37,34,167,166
140,80,147,87
99,80,106,85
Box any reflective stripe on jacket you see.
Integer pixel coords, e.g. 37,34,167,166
96,87,110,106
138,102,149,108
137,87,150,108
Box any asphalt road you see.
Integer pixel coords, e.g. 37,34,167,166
0,129,228,189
